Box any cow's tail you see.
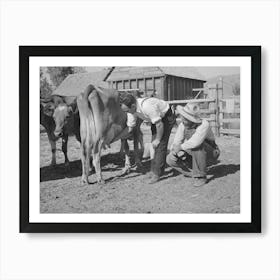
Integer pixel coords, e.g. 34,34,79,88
78,84,105,142
77,85,95,144
82,84,95,100
87,85,106,140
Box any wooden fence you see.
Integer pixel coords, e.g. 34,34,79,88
167,85,240,137
219,97,240,136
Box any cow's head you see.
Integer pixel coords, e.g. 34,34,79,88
52,102,77,138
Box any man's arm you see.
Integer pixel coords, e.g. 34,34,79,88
170,123,184,153
113,112,136,141
112,126,133,142
151,120,164,148
181,121,209,151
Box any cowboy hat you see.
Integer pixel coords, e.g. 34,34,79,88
177,103,202,124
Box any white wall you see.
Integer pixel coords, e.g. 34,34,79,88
0,0,279,279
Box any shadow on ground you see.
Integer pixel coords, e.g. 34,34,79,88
40,151,144,182
40,150,240,183
207,164,240,181
159,163,240,183
40,160,82,182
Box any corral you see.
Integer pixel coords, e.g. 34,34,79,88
40,67,240,214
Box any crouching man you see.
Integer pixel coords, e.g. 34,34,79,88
166,103,220,187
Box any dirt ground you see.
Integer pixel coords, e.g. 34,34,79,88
40,126,240,213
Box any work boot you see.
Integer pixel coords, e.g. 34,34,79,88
193,177,207,187
148,174,160,184
146,171,154,178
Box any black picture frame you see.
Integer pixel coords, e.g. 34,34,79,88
20,46,261,233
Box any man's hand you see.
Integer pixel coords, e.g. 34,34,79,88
172,144,182,153
151,139,160,149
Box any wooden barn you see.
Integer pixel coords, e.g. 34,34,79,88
106,67,206,101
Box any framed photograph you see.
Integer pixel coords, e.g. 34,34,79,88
20,46,261,233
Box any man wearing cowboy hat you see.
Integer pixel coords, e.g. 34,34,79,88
166,103,220,187
120,94,176,184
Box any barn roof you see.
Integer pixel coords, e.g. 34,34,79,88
52,70,110,97
160,67,206,82
106,67,206,82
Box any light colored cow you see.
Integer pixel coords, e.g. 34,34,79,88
77,84,141,184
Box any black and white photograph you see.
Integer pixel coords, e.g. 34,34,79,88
20,46,260,232
39,65,241,214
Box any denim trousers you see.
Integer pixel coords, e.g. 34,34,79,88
150,108,176,177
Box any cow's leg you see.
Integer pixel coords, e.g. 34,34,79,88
92,140,105,184
136,118,144,151
121,140,132,175
139,130,144,151
119,140,125,155
134,119,144,169
62,134,69,167
80,141,91,184
133,133,143,169
50,140,56,166
47,133,56,166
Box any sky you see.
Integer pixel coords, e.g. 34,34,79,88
193,67,240,79
85,66,240,80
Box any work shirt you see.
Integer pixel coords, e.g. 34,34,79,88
171,120,215,151
135,97,170,124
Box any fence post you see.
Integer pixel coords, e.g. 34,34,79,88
219,77,224,136
207,84,216,134
219,100,224,136
215,83,220,137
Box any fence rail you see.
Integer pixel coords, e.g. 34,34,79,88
220,129,240,135
167,98,215,104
